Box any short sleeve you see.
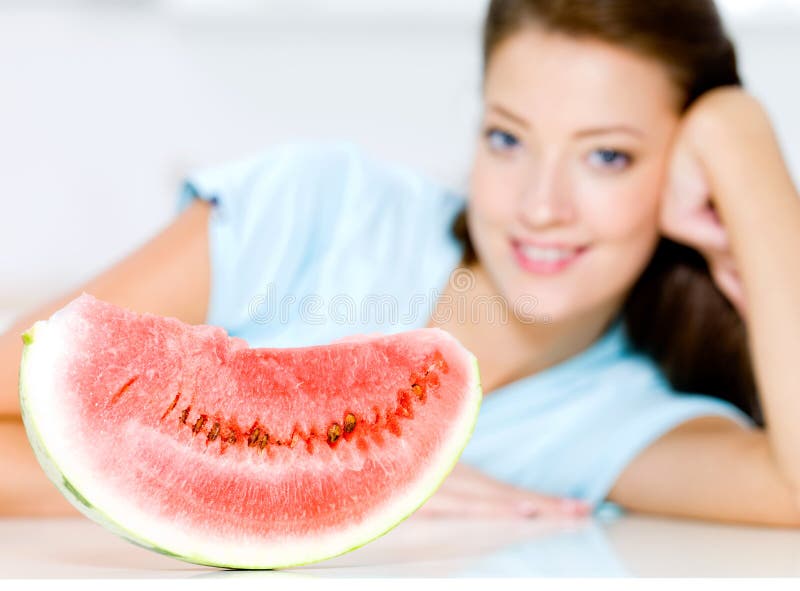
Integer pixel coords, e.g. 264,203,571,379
176,140,368,333
176,139,466,342
578,364,758,506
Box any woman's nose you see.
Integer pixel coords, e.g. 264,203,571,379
516,160,576,228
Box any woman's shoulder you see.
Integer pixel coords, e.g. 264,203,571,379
591,321,754,424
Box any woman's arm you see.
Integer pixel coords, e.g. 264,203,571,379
609,87,800,526
1,198,212,515
699,90,800,491
0,198,212,418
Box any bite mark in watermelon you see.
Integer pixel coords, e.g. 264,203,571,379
18,293,482,569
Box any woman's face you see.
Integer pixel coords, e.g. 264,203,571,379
468,27,683,325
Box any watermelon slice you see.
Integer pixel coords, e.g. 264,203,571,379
18,293,482,569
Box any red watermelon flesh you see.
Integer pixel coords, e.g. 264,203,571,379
18,293,482,568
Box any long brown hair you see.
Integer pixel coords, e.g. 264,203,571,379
453,0,761,424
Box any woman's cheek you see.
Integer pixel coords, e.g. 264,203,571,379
578,183,662,277
576,160,661,233
468,166,519,240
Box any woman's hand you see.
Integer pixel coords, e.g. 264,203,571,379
658,86,763,321
415,462,592,519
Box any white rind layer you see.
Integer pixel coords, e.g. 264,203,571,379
18,309,483,569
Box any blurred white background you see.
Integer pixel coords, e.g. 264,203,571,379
1,0,799,329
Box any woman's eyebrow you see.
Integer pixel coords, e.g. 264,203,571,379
487,103,645,139
487,103,530,129
573,125,645,139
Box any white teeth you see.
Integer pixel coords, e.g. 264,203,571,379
520,245,578,262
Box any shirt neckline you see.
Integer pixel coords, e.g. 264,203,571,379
475,312,630,407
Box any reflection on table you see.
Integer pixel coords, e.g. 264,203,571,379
3,504,800,577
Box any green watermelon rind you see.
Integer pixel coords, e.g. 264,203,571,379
18,317,483,570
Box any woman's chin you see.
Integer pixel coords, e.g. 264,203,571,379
501,279,615,327
502,288,573,326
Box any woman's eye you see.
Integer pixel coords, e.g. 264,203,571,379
588,148,632,170
484,128,519,152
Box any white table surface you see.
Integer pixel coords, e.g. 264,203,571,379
2,509,799,578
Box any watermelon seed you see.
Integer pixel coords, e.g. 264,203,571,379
343,413,356,434
192,415,207,435
385,410,402,437
305,428,318,453
110,375,139,405
258,432,270,451
411,383,423,399
396,392,413,419
179,406,191,424
160,393,181,422
247,428,261,447
327,423,342,444
207,422,220,442
431,351,449,373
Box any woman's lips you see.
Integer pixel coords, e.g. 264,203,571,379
511,238,590,275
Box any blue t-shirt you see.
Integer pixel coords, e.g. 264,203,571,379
177,139,755,508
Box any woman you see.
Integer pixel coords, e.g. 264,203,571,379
2,0,800,526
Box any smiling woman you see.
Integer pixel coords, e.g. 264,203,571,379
453,0,758,426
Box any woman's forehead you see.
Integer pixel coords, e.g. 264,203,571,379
483,28,682,129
